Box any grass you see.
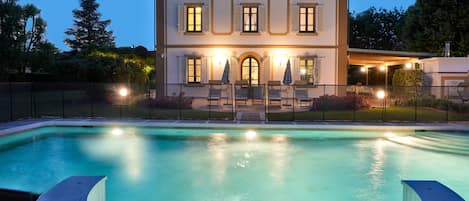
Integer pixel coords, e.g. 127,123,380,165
267,107,469,122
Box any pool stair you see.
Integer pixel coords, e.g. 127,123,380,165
386,132,469,156
36,176,107,201
402,180,465,201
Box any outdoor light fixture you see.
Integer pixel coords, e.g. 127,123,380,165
405,63,412,69
379,65,386,71
377,90,386,99
360,67,367,73
213,49,228,66
245,130,257,140
119,88,128,97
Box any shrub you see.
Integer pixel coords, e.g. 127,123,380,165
139,93,192,109
311,95,371,111
394,98,469,113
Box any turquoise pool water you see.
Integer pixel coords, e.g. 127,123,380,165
0,126,468,201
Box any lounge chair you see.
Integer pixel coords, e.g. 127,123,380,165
295,89,312,107
268,89,281,105
252,86,264,104
235,88,248,105
457,83,469,103
207,88,222,106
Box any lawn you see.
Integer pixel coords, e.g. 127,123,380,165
267,107,469,122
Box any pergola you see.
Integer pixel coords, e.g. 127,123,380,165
348,48,435,67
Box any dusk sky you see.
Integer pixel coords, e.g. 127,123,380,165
19,0,415,51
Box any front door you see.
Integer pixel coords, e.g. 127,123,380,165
241,57,260,99
241,57,259,86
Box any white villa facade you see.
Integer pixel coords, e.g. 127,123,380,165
420,57,469,98
155,0,349,96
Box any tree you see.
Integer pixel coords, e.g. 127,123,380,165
0,0,55,78
403,0,469,56
65,0,115,52
349,7,406,51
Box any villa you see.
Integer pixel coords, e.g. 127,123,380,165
155,0,349,97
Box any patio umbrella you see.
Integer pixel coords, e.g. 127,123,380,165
221,59,230,84
282,59,293,106
283,59,292,85
221,59,231,105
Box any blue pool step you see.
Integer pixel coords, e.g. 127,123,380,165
402,180,465,201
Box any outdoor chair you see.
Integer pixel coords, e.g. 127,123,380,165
295,89,312,107
207,88,222,106
268,89,282,105
252,86,264,104
457,82,469,103
268,81,282,106
235,88,248,105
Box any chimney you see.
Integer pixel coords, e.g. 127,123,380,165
444,41,451,57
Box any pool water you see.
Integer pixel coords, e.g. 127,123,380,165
0,127,468,201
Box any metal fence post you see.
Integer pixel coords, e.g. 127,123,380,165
178,84,182,120
90,83,94,118
446,86,449,122
322,85,326,121
30,82,33,118
9,81,13,121
353,86,357,122
414,85,417,122
61,82,65,118
292,85,295,121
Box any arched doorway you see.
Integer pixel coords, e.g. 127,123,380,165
241,56,260,86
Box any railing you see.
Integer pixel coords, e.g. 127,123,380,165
0,82,468,122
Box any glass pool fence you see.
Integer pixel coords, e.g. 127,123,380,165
0,82,468,122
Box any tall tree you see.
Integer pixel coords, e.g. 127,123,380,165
65,0,115,52
349,7,406,51
403,0,469,56
0,0,53,77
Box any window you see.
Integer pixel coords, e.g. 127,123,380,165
187,6,202,32
299,58,315,84
243,6,258,32
187,57,201,83
299,7,315,32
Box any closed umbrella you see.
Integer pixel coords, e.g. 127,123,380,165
283,60,292,106
221,59,231,104
283,60,292,85
221,60,230,84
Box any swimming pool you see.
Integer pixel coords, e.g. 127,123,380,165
0,126,468,201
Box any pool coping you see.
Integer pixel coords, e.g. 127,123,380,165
0,119,468,137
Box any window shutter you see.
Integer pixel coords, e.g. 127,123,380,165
202,57,209,84
234,5,242,32
202,5,210,32
292,57,300,82
316,6,323,32
314,57,320,85
182,56,188,84
177,5,186,32
258,5,266,32
290,5,299,32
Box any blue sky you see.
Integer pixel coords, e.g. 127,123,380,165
19,0,415,51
